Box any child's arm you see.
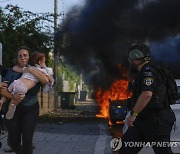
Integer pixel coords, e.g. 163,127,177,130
45,67,54,84
0,88,24,103
47,75,54,84
13,65,23,73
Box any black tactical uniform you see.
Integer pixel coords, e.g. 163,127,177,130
119,62,176,154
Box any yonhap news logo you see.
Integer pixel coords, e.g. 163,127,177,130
110,138,122,151
110,138,180,151
123,141,179,148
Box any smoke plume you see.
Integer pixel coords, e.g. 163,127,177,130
56,0,180,91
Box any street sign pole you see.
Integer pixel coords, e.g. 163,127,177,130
54,0,58,109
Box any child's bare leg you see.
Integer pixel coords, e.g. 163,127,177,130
6,100,17,120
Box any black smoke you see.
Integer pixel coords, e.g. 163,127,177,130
56,0,180,91
150,36,180,76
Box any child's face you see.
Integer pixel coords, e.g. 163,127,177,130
39,57,46,67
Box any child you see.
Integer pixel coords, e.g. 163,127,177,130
0,52,54,119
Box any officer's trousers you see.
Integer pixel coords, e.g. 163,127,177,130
119,109,176,154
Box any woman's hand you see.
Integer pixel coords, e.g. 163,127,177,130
12,93,25,105
0,81,8,89
22,67,30,74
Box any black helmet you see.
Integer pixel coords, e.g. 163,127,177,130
128,44,151,62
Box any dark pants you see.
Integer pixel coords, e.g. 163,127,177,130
119,109,176,154
5,103,39,154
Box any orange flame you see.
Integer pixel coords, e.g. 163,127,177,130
96,65,131,123
96,80,130,119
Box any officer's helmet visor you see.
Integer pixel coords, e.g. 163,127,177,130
128,49,145,59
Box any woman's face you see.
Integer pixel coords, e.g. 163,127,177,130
17,49,29,67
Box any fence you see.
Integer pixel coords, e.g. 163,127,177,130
38,89,78,115
38,88,57,115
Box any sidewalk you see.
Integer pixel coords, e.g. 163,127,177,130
1,100,180,154
38,99,99,123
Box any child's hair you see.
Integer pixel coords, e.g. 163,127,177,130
29,52,45,66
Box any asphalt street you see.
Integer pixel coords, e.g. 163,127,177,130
0,102,180,154
0,120,113,154
0,100,114,154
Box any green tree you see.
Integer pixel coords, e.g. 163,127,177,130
0,4,54,67
0,4,82,92
57,59,80,92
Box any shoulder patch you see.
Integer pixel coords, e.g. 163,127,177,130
144,77,153,86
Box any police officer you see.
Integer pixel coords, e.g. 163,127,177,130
119,44,176,154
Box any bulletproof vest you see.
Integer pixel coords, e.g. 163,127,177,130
149,81,167,109
149,66,168,109
131,65,168,112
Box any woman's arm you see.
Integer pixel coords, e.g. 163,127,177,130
28,67,49,84
0,88,25,104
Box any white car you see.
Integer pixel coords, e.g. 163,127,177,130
170,79,180,153
175,79,180,104
176,79,180,86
